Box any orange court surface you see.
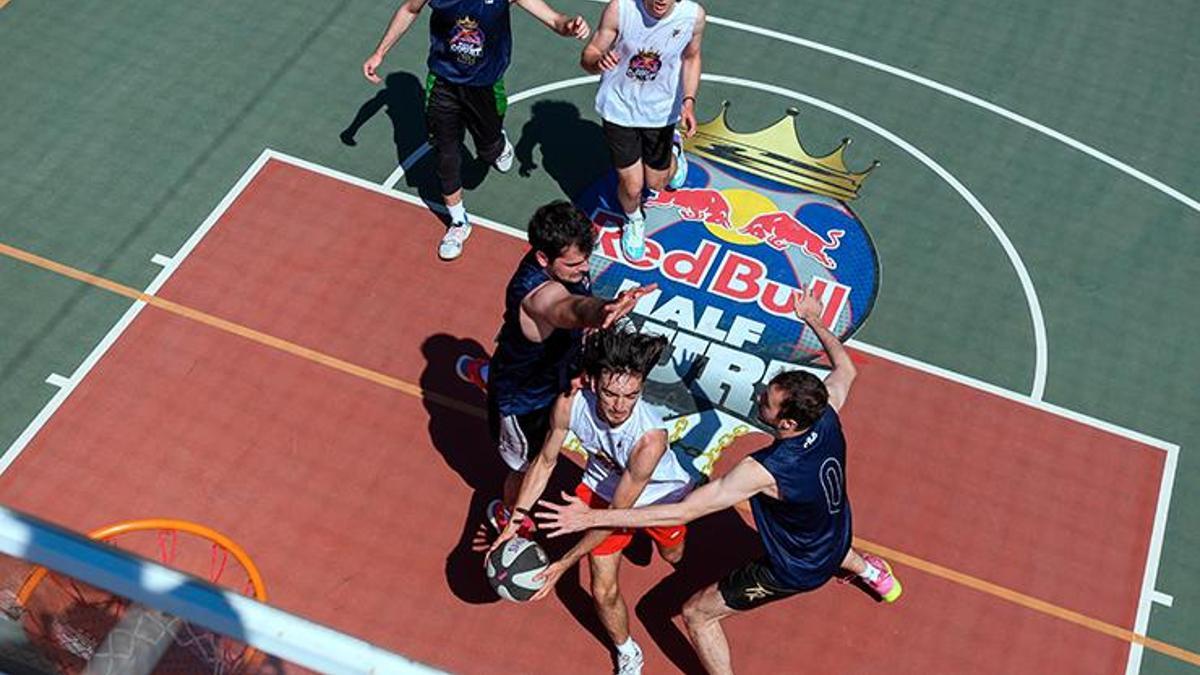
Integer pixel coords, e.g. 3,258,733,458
0,154,1178,673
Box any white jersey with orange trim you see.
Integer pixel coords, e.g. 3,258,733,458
595,0,700,127
570,389,693,506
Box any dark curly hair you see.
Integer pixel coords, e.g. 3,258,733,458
769,370,828,429
527,200,596,261
582,325,669,383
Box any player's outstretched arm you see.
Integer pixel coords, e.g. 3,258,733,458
580,0,621,74
537,456,775,534
515,0,590,39
527,281,658,332
793,285,857,411
488,392,573,556
363,0,429,83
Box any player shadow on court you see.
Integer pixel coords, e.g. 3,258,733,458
340,72,427,162
418,333,505,604
514,100,611,201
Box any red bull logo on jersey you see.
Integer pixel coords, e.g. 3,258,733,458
627,49,664,81
450,17,485,64
574,106,879,479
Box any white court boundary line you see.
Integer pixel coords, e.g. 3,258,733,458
0,149,275,476
388,73,1050,400
578,0,1200,215
1,148,1180,672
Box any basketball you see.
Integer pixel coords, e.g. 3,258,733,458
486,536,549,602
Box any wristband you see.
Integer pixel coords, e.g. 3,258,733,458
682,95,697,105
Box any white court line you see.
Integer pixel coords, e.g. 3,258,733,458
43,374,70,389
1152,591,1174,608
577,0,1200,214
1127,441,1179,675
0,148,277,477
393,73,1050,400
150,253,174,267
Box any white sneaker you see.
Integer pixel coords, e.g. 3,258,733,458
438,221,472,260
615,643,644,675
668,130,688,190
493,132,514,173
621,214,646,262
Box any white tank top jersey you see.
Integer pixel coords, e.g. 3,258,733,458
570,389,693,507
595,0,700,128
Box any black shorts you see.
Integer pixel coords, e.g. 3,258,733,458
718,557,825,611
487,390,552,472
603,120,674,171
425,74,508,193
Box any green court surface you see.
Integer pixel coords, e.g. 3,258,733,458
0,1,1197,672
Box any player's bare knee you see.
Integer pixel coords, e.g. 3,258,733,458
618,174,644,199
591,576,622,607
660,542,684,565
682,595,707,626
646,172,668,192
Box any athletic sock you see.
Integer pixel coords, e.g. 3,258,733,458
448,201,467,225
615,637,640,657
625,209,644,223
858,562,881,583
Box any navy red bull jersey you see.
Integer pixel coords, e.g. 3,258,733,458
749,406,854,590
427,0,512,86
490,252,592,416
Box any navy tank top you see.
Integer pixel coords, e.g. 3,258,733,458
749,406,853,590
427,0,512,86
490,252,592,416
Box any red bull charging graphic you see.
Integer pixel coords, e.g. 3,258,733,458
572,108,880,481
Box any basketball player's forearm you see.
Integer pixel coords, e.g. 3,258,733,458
516,0,567,34
515,434,563,512
593,502,691,529
372,4,420,58
560,528,613,566
580,46,606,74
514,455,554,513
808,319,855,374
563,296,611,328
680,54,701,102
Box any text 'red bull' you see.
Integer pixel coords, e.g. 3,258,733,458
593,215,850,331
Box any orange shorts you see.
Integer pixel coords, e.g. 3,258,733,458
575,483,687,557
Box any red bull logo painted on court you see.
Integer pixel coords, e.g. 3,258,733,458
573,111,879,480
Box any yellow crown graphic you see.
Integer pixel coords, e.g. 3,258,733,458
684,102,879,201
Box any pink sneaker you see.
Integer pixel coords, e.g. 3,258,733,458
861,554,902,603
455,355,489,392
486,499,534,538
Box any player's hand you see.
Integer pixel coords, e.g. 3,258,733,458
485,519,522,559
597,50,621,71
793,284,825,325
680,103,697,138
530,560,570,600
362,53,384,84
600,283,658,328
535,491,593,537
560,15,591,40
